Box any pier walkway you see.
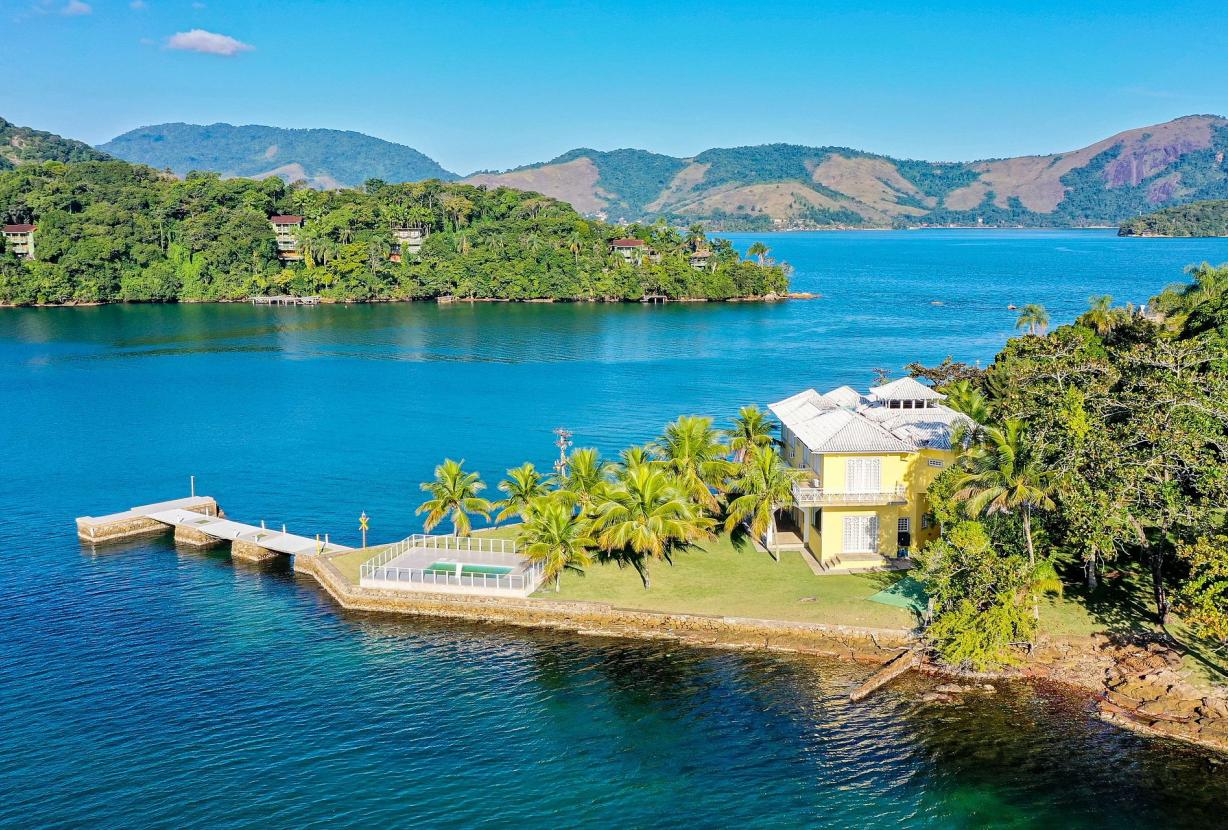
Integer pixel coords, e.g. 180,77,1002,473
76,496,348,561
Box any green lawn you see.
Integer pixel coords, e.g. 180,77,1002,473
327,544,387,584
508,531,918,629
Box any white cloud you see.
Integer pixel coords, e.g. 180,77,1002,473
130,0,147,9
61,0,91,15
165,28,253,56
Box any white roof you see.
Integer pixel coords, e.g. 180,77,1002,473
824,385,865,408
861,405,971,450
770,378,963,454
868,376,945,402
770,394,914,454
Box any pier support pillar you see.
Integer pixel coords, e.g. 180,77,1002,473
231,539,278,563
174,524,221,548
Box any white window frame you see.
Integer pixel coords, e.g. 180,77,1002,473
897,517,910,533
922,514,933,529
927,458,944,468
842,515,879,553
845,457,881,493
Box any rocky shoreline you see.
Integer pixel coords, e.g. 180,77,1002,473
293,550,1228,755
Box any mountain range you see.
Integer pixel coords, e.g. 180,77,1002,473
7,114,1228,229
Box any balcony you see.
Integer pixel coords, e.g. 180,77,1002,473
791,480,907,507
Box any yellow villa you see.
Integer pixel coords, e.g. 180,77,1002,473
768,377,967,572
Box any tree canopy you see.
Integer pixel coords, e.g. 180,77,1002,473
0,160,788,305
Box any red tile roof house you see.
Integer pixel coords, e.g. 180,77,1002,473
2,224,36,259
610,238,645,263
270,215,303,260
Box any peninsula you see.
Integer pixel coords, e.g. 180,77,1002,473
0,158,787,306
1119,199,1228,237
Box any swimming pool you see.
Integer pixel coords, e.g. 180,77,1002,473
425,562,514,577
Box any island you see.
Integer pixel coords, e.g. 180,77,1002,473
0,159,788,306
1118,199,1228,237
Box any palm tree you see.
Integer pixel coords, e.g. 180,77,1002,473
618,445,661,474
416,458,493,536
725,405,777,462
517,499,596,592
943,380,993,448
747,241,769,265
1082,294,1115,335
953,420,1055,565
495,462,549,523
595,466,715,588
724,446,807,559
554,447,611,513
1015,303,1050,336
651,415,733,512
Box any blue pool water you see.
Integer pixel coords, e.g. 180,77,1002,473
2,230,1227,828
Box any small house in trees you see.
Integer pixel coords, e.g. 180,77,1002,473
390,224,426,262
2,224,36,260
689,250,712,269
270,215,303,261
610,238,645,263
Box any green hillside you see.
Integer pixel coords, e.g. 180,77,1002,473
0,117,110,171
1119,199,1228,237
98,123,458,189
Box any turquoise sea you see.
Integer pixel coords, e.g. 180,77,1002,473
2,230,1228,828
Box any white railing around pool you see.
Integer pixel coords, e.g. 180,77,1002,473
359,533,542,593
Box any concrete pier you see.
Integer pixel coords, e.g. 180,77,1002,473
77,496,219,543
75,496,348,560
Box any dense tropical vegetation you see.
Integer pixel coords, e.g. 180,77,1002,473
0,159,788,305
1119,199,1228,237
915,265,1228,668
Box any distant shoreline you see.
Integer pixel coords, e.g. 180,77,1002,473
0,292,821,310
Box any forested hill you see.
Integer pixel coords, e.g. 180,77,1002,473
465,115,1228,229
99,123,458,189
0,117,110,170
0,160,786,306
1119,199,1228,237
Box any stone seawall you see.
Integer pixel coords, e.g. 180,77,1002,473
293,550,1228,754
294,553,914,661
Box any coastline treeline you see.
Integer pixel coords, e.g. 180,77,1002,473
911,266,1228,667
1118,199,1228,237
0,160,788,305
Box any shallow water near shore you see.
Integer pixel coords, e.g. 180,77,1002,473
3,230,1228,828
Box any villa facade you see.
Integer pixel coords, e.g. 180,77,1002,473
270,215,303,261
769,377,966,571
3,224,35,259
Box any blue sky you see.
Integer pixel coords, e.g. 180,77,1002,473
2,0,1227,174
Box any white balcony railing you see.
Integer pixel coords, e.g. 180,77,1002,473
791,481,907,507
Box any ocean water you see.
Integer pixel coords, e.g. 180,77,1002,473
2,230,1227,828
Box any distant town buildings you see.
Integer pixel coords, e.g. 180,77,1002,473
2,224,36,260
270,215,303,261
